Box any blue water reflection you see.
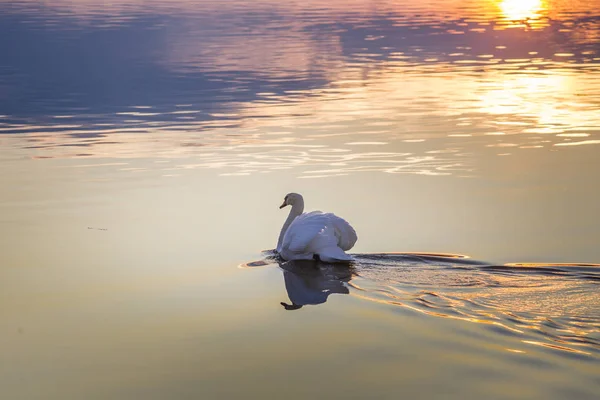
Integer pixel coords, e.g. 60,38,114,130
0,4,329,117
2,1,599,179
2,0,598,121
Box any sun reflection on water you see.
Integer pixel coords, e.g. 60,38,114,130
1,0,599,177
498,0,545,23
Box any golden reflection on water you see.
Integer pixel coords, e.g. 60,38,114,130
245,253,600,357
498,0,545,24
346,257,600,356
3,62,598,178
1,0,599,178
505,262,600,267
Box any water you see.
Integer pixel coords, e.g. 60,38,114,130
1,0,599,398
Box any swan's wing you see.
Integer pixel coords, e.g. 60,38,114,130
322,213,358,251
283,211,332,253
283,211,357,254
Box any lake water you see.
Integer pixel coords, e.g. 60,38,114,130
1,0,599,398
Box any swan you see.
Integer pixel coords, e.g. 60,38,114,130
276,193,358,263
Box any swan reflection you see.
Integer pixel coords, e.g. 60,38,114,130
278,260,354,310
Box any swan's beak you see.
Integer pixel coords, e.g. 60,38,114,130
279,201,287,209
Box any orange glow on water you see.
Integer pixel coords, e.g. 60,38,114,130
499,0,545,21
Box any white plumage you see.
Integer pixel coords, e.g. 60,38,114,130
276,193,357,263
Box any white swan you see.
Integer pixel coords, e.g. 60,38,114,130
276,193,358,263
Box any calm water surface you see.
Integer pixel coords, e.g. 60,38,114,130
1,1,599,399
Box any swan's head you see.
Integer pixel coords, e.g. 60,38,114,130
279,192,303,209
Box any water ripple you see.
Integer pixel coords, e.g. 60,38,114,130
249,252,600,357
1,0,599,177
350,253,600,356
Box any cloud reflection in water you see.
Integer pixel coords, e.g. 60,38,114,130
0,0,599,178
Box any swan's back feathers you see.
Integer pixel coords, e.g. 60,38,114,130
324,212,358,251
283,211,329,252
283,211,357,254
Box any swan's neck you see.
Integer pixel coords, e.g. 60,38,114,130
277,201,304,252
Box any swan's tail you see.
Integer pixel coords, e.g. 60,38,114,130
317,246,354,263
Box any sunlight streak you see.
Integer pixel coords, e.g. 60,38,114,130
499,0,544,21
